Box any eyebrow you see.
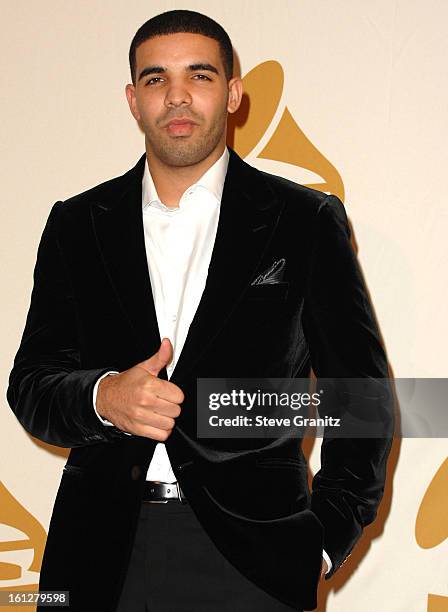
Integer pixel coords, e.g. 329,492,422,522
138,63,219,82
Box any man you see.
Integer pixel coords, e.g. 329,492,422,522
7,9,394,612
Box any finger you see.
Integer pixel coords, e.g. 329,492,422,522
136,424,174,442
131,397,180,426
134,409,176,431
137,337,174,377
149,396,182,419
138,378,185,405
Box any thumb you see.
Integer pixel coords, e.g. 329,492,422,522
137,337,173,377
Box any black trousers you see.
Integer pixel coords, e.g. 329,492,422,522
115,499,302,612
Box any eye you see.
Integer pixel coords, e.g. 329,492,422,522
193,74,212,81
145,77,164,85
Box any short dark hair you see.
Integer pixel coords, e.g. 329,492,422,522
129,9,234,86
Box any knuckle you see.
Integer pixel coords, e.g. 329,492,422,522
139,389,155,407
133,407,145,422
165,417,175,430
134,388,147,406
156,429,170,442
168,381,184,401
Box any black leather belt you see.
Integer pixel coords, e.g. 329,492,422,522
142,481,188,504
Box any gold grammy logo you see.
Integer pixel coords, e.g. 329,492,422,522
0,481,46,602
228,60,345,200
416,458,448,610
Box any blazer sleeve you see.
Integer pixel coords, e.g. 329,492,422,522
302,194,394,579
6,202,127,448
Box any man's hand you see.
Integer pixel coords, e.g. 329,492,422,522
96,338,184,440
320,559,328,579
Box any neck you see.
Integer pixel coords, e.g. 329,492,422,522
145,142,226,208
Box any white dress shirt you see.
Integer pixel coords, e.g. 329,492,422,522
92,146,332,574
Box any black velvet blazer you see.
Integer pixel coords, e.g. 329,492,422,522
7,147,394,611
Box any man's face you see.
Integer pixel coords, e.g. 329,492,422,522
126,32,241,167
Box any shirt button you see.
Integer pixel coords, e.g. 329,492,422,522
171,314,177,321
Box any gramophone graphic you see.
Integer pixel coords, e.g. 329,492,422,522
416,457,448,611
0,481,46,592
228,60,345,200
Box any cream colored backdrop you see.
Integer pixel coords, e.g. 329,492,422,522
1,1,447,611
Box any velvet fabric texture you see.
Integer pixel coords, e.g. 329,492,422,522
7,148,394,611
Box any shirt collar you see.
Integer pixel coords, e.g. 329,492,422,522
142,146,229,211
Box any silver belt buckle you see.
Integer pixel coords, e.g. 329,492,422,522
143,481,187,504
145,482,168,504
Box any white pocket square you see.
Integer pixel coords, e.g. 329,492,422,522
251,258,286,285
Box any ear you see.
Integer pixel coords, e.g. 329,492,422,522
125,83,141,122
227,77,243,114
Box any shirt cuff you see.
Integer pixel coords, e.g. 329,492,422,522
92,371,119,426
322,548,333,575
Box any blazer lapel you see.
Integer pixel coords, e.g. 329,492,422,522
90,154,165,369
171,148,286,383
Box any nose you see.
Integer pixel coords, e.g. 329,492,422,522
164,79,192,108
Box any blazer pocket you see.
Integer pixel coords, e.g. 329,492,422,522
244,281,289,301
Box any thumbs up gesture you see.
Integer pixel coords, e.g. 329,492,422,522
96,338,184,440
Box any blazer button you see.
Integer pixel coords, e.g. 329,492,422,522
130,465,142,481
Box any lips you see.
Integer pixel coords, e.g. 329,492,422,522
165,118,197,136
166,118,196,126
